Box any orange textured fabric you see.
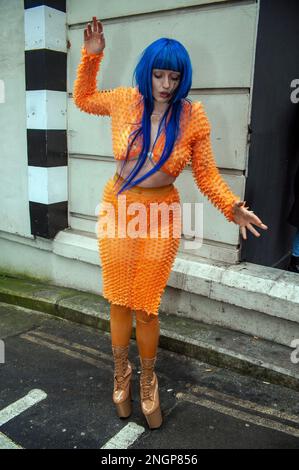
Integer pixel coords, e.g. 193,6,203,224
97,174,181,316
73,46,241,223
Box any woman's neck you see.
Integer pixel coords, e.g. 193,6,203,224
152,103,171,115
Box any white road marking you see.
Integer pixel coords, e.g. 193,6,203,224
100,422,145,449
28,330,106,359
189,384,299,425
177,392,299,438
20,333,111,370
0,389,47,427
0,432,23,449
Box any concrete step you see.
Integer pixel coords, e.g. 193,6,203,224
0,274,298,391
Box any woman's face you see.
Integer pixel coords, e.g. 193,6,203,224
152,68,181,103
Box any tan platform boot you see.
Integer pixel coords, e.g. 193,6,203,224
112,345,133,418
139,355,163,429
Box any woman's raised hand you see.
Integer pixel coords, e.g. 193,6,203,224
84,16,105,55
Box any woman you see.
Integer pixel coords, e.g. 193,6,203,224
73,16,268,430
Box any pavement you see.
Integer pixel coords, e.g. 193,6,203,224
1,299,299,449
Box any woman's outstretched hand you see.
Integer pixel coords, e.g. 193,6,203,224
84,16,105,55
232,201,268,240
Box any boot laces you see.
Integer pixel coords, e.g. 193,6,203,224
141,366,154,400
113,349,129,389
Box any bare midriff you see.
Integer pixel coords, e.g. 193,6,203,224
115,157,176,188
115,114,177,188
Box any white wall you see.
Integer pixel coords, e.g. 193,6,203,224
0,0,31,237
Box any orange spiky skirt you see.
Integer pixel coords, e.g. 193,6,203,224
97,172,182,316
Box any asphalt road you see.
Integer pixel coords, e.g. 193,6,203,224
1,302,299,450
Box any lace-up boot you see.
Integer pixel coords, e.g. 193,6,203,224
139,355,162,429
112,345,133,418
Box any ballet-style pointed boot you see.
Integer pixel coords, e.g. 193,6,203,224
112,345,133,418
139,355,163,429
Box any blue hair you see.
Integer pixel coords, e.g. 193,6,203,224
114,37,193,195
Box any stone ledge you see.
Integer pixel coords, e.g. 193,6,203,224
170,254,299,324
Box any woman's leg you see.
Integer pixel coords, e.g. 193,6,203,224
135,310,160,358
110,302,133,347
110,302,134,418
135,309,162,428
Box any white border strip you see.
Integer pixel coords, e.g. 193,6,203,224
0,432,23,449
100,422,145,449
0,389,47,427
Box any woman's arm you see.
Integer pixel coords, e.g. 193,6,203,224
190,101,268,238
73,16,117,116
73,46,116,116
190,102,241,223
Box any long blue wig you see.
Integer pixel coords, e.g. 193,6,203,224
114,37,193,195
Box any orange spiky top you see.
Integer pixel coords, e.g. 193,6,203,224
73,46,241,223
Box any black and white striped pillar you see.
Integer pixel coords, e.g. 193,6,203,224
24,0,68,239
